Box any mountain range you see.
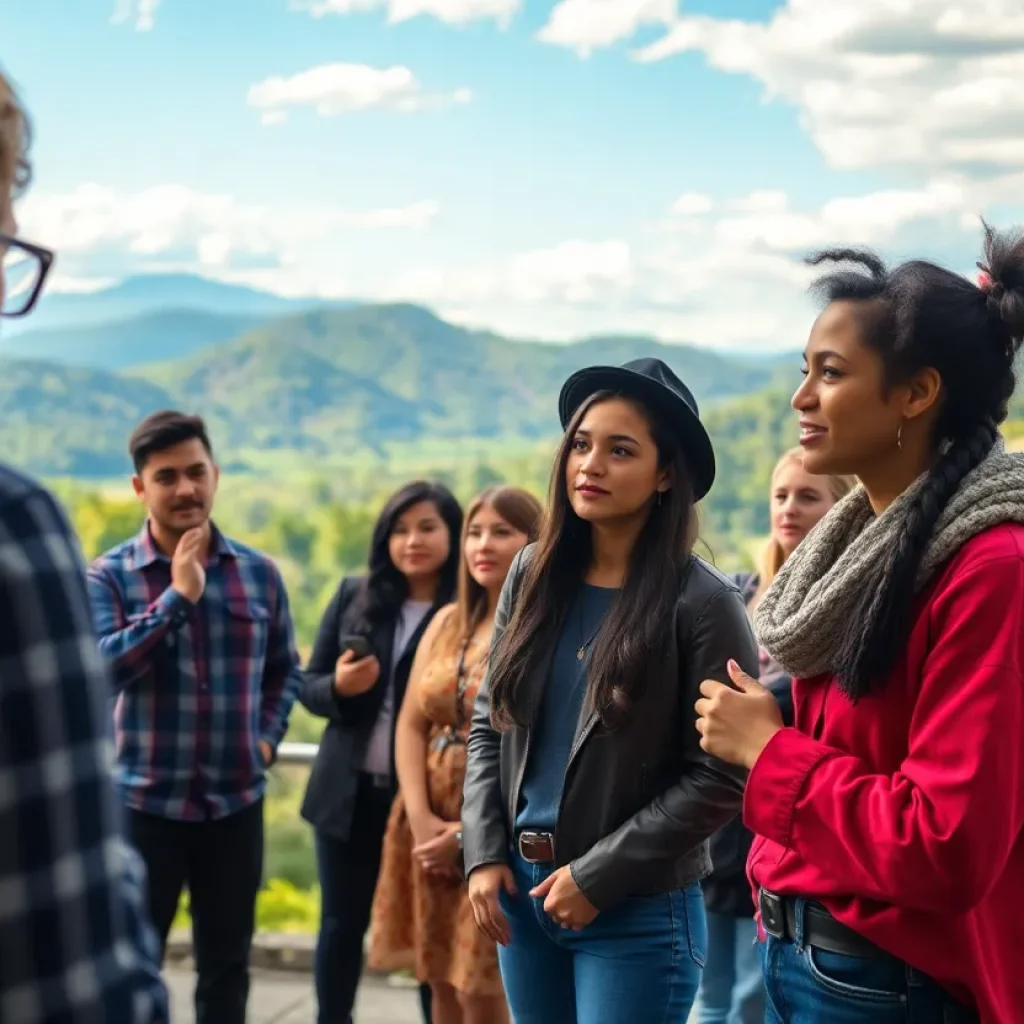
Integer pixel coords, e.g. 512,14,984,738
0,274,800,477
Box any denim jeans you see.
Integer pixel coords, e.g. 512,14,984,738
697,912,764,1024
497,850,706,1023
760,899,978,1023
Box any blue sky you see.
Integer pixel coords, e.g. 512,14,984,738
4,0,1023,349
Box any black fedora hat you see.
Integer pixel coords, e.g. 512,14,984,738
558,357,716,501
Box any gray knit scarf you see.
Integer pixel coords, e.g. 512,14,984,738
753,441,1024,680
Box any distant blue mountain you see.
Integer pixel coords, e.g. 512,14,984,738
0,272,358,369
6,272,354,335
0,308,269,369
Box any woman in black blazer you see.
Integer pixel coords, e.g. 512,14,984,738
300,480,463,1024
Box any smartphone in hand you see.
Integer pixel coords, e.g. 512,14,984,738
341,635,371,660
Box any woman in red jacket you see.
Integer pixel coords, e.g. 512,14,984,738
696,222,1024,1024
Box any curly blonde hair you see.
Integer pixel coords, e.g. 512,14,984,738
0,70,31,200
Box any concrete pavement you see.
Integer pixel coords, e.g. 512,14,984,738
165,966,700,1022
165,967,420,1023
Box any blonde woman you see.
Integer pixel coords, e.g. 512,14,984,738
370,486,543,1024
698,448,853,1024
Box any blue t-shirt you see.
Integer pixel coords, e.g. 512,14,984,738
515,583,617,831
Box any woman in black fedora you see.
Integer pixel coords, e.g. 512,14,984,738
461,358,758,1023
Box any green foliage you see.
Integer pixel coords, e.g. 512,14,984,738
174,879,321,935
701,385,796,541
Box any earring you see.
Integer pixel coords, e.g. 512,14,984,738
897,423,903,450
656,491,663,506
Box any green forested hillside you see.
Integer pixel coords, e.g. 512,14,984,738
0,359,178,475
137,303,787,447
0,301,794,476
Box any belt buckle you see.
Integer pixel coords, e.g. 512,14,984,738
518,830,555,864
759,889,785,939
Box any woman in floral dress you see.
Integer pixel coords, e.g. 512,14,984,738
370,486,542,1024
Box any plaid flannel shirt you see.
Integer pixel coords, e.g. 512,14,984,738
87,521,301,822
0,465,168,1022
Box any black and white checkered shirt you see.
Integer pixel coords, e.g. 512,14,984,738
0,465,168,1022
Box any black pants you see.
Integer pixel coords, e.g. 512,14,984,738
314,773,433,1024
128,799,264,1024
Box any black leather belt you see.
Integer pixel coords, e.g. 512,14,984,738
517,830,556,864
759,889,885,959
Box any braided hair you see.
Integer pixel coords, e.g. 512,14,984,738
807,222,1024,699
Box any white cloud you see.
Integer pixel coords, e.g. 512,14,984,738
110,0,162,31
386,239,634,308
290,0,518,27
19,184,438,284
729,191,788,214
712,179,972,252
46,274,118,295
537,0,675,57
375,174,1003,348
248,64,471,124
671,192,713,216
23,173,1016,350
631,0,1024,176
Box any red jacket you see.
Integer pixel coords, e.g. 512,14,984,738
746,523,1024,1024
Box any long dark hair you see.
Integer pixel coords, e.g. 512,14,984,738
489,389,698,731
356,480,464,632
807,221,1024,699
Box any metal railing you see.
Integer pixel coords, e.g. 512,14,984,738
276,741,318,765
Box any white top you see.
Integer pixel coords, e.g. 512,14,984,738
361,599,433,776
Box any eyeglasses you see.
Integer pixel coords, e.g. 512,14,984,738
1,233,55,318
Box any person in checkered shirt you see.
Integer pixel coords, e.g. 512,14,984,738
87,408,303,1024
0,70,169,1022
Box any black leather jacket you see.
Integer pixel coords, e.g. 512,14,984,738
462,545,759,912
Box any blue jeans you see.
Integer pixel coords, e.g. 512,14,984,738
498,850,706,1023
697,912,764,1024
760,900,978,1023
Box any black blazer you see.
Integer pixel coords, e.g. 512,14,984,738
298,575,442,840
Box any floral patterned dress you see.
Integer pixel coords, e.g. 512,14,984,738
368,613,504,998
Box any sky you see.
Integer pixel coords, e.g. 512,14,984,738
4,0,1024,350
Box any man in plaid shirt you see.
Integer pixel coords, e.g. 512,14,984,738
87,410,302,1024
0,72,169,1022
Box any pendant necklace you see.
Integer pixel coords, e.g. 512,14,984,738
577,600,602,661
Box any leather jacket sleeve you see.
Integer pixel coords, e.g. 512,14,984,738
462,548,525,877
569,585,757,911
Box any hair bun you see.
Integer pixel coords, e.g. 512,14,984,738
979,222,1024,343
